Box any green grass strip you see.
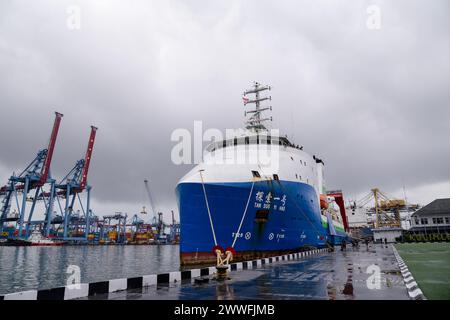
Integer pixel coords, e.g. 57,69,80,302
395,243,450,300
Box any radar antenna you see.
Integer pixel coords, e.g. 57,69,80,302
243,82,272,132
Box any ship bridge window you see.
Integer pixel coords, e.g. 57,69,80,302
252,170,261,178
210,135,281,149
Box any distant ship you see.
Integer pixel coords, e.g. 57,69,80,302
176,82,349,265
4,230,66,246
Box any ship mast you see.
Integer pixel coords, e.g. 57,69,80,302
243,82,272,132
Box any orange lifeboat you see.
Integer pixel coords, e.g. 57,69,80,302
320,194,328,209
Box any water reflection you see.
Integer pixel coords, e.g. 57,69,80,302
215,280,236,300
0,245,180,294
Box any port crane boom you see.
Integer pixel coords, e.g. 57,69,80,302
39,112,63,186
78,126,97,192
144,179,157,222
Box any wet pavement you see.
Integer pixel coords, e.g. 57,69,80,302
84,244,409,300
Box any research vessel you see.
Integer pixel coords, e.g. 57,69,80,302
176,82,348,265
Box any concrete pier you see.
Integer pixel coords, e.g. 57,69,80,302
83,244,409,300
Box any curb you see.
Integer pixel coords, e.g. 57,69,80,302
0,248,327,300
391,245,426,300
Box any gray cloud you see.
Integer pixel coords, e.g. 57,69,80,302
0,0,449,221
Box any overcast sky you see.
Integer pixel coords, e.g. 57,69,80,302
0,0,449,223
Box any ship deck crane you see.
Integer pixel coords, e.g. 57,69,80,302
0,112,63,238
53,126,97,240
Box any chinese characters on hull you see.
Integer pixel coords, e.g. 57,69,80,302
254,190,286,212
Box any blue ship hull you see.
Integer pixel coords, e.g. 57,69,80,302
177,180,347,265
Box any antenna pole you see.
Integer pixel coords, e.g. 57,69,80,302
243,82,272,132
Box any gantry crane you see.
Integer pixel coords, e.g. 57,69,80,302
130,214,144,235
169,210,180,244
102,212,127,243
143,179,178,244
0,112,63,238
352,188,419,228
53,126,97,240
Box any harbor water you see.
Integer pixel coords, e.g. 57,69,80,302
0,245,180,295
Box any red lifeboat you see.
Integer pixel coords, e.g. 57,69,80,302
320,194,328,210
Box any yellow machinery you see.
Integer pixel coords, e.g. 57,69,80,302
354,188,418,228
371,188,401,228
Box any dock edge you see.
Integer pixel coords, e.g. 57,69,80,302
0,248,328,300
392,245,426,300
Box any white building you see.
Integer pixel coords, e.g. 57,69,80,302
410,198,450,233
372,227,403,243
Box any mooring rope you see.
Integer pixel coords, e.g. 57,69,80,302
198,169,259,266
199,169,217,246
231,180,255,248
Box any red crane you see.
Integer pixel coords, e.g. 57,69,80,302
57,125,97,195
38,112,63,186
0,112,63,194
55,125,98,240
78,126,97,192
0,112,63,237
